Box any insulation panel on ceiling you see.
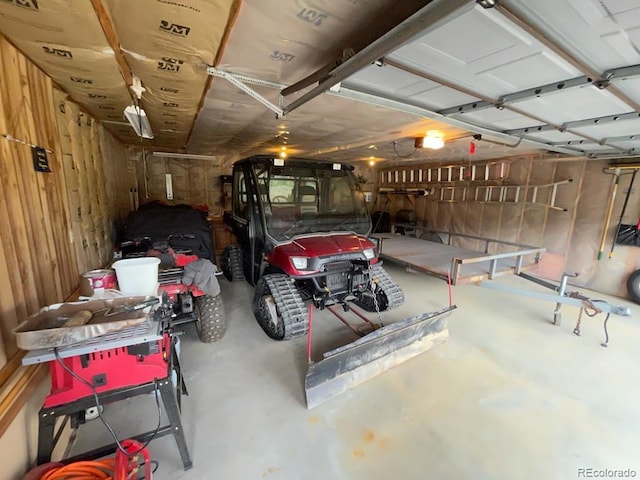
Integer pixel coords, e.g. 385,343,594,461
187,0,448,155
103,0,236,149
0,0,134,143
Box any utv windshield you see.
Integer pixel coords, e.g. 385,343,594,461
253,163,371,242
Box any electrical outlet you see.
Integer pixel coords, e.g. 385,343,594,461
93,373,107,386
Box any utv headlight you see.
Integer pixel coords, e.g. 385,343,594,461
291,256,308,270
363,248,375,260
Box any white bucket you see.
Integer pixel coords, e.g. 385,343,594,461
112,257,160,296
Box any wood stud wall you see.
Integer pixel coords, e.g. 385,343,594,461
53,91,125,275
136,153,224,214
0,33,132,417
0,38,77,363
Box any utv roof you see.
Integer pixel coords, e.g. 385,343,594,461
232,155,355,171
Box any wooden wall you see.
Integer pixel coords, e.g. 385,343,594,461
0,33,133,478
375,156,640,297
53,91,135,275
0,40,76,364
132,151,226,214
134,153,377,214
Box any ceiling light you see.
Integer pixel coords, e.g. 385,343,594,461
280,151,287,159
415,131,445,149
124,105,154,139
369,160,375,166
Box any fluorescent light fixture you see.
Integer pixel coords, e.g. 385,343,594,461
124,105,154,139
152,152,218,161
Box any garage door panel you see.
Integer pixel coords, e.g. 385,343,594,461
578,143,616,152
511,87,633,124
602,29,640,65
406,86,477,110
453,109,535,131
413,8,524,66
523,131,585,143
608,77,640,110
572,117,640,138
604,139,640,151
394,5,580,98
477,52,579,92
346,64,440,97
502,0,640,71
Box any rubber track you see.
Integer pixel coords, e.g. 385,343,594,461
223,245,244,281
370,264,405,309
264,274,309,339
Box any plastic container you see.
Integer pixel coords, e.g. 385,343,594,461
112,257,160,296
80,269,117,297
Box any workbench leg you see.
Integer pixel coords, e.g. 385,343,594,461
158,378,193,470
172,344,188,400
37,409,57,465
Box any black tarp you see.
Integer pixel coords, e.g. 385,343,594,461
122,202,215,262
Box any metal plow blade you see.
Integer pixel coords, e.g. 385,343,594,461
304,305,456,409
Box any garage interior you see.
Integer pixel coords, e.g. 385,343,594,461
1,0,640,478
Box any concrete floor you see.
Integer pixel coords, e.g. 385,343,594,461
72,263,640,479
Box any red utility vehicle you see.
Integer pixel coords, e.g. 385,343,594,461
221,155,404,340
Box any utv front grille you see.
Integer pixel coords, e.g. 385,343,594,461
326,272,348,290
322,261,351,273
322,261,351,290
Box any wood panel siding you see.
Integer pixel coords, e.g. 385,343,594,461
375,157,640,297
0,33,133,472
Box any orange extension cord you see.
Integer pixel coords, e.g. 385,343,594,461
39,458,137,480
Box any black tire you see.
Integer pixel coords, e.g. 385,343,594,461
253,274,308,341
221,244,243,281
195,294,226,343
627,269,640,304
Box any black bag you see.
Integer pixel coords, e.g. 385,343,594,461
122,202,215,262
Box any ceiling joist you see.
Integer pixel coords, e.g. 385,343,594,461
89,0,133,97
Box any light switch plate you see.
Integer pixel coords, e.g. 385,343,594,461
165,174,173,200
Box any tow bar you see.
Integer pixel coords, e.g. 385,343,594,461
479,272,631,347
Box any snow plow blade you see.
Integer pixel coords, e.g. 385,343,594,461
305,305,455,409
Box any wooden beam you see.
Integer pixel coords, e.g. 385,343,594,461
89,0,133,90
187,0,242,146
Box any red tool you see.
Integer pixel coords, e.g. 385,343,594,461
44,334,169,408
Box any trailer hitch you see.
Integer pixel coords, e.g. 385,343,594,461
479,272,631,346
